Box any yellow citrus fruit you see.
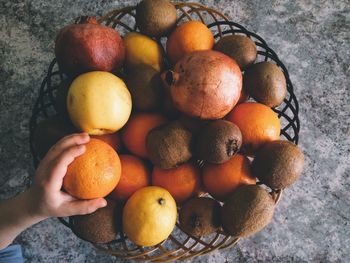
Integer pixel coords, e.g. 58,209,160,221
67,71,132,135
122,186,177,246
123,32,164,71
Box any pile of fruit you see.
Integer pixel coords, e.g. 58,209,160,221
33,0,304,249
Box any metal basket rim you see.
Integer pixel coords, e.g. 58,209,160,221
29,2,300,262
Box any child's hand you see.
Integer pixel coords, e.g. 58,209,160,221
28,133,107,219
0,133,108,249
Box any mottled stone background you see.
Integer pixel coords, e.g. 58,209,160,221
0,0,349,262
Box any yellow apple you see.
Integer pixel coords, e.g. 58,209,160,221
67,71,132,135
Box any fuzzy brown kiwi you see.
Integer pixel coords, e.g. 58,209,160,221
126,64,163,111
33,116,77,158
252,140,304,189
70,200,121,244
221,185,275,237
214,35,257,70
244,61,287,107
136,0,177,37
196,120,242,164
146,121,192,169
179,197,221,237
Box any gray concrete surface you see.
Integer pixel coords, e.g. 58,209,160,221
0,0,349,262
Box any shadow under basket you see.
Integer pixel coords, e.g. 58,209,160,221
29,2,300,262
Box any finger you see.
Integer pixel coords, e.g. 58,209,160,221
63,198,107,216
59,191,77,202
44,133,90,162
46,144,86,191
47,133,89,161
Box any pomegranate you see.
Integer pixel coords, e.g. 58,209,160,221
162,50,242,119
55,16,125,77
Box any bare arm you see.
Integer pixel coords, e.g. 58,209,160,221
0,189,45,250
0,133,107,249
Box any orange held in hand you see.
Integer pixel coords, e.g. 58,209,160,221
166,21,215,64
63,138,121,199
202,154,256,201
122,113,167,159
226,102,280,155
152,162,201,204
111,155,150,202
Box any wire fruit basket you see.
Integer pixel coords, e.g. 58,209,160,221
29,2,300,262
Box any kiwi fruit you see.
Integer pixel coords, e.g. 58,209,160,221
196,120,242,164
146,121,192,169
33,116,77,158
179,197,221,237
244,61,287,107
54,79,72,117
214,35,257,70
221,185,275,237
252,140,304,189
71,200,120,244
136,0,177,37
126,64,163,111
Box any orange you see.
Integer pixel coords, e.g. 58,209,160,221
111,154,150,201
202,154,256,201
226,102,280,154
152,162,201,203
166,21,214,64
122,113,167,158
63,138,121,199
91,132,122,152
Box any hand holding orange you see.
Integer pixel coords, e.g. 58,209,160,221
63,138,121,199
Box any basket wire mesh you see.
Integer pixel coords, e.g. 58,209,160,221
29,2,299,262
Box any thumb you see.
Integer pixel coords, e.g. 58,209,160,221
64,198,107,216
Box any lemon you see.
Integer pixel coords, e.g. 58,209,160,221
123,32,164,71
67,71,132,135
122,186,177,246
